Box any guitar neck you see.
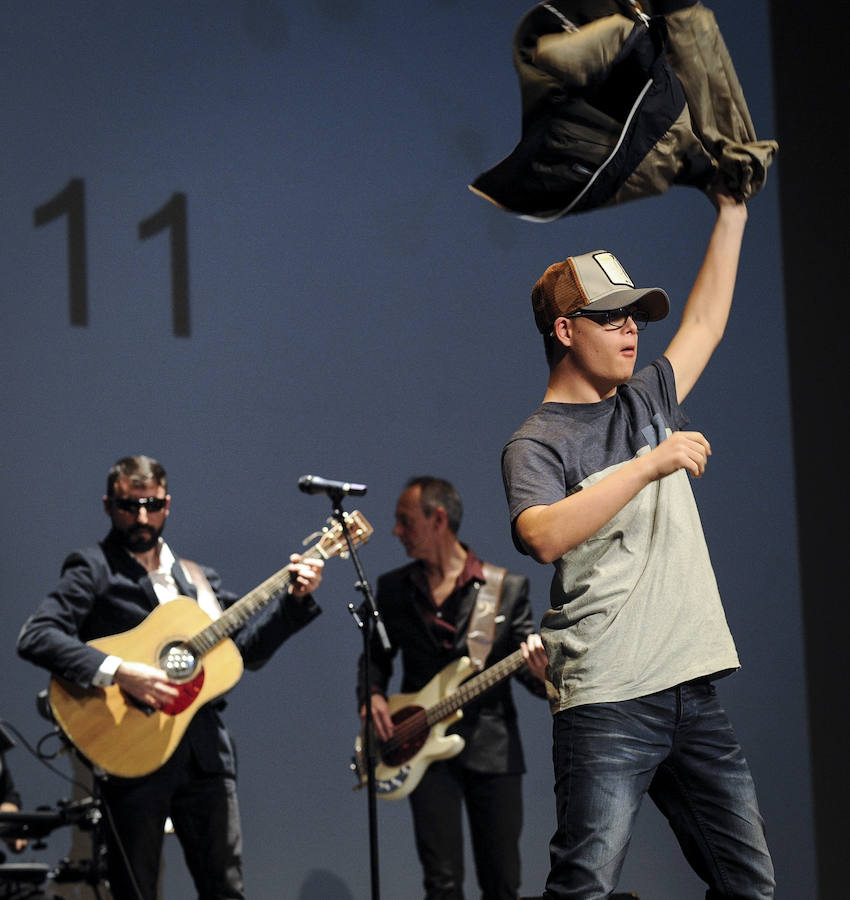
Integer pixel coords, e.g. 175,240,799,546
425,648,526,726
187,546,320,656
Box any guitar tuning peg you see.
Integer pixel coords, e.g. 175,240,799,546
302,530,322,546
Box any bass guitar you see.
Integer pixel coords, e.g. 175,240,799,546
49,511,372,778
352,647,527,800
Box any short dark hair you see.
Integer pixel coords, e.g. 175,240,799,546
406,476,463,535
106,455,167,497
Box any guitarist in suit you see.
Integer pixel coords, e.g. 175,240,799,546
17,455,324,900
358,476,548,900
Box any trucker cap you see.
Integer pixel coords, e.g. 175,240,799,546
532,250,669,333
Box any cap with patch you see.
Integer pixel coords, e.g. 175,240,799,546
532,250,669,333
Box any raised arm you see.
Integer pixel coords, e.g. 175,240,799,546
664,194,748,403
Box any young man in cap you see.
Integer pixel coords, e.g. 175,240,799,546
501,195,775,898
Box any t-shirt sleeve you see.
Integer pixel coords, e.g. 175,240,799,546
502,436,566,554
654,356,689,431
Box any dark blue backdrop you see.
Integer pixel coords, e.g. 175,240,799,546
1,2,814,897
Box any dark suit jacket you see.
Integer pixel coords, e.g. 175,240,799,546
17,530,321,778
357,551,546,775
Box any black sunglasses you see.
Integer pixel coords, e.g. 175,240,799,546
565,304,650,331
111,496,167,514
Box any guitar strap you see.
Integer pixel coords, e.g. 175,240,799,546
179,558,222,621
466,562,507,671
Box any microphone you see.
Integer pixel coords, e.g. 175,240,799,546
298,475,368,497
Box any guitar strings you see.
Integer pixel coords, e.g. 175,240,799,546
379,649,526,751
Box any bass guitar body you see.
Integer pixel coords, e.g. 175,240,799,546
48,597,244,778
357,656,478,801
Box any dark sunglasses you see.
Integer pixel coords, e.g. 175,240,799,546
111,496,167,514
565,304,650,331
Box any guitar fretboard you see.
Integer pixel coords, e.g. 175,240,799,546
187,545,323,656
424,648,526,726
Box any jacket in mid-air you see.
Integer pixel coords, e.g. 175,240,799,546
469,0,777,220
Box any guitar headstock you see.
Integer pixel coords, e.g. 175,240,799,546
306,511,374,560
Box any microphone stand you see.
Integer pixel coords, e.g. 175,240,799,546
326,489,390,900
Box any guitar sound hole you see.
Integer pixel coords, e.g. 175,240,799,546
380,705,427,767
161,642,197,680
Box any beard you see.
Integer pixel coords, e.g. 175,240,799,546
120,522,164,553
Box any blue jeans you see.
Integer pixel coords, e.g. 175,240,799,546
543,681,775,899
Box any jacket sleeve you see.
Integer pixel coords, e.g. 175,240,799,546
17,550,112,688
533,14,635,87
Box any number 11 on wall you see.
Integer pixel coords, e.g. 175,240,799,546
34,179,191,337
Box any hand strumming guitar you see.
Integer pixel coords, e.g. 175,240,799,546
360,694,394,743
114,661,180,710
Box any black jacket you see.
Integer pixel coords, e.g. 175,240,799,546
470,0,777,219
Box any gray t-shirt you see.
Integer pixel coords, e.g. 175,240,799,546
502,357,739,713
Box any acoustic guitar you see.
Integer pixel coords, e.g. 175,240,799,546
49,511,372,778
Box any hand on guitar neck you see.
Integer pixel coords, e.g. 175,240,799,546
520,633,548,682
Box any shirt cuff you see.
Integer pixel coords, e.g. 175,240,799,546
92,655,123,687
